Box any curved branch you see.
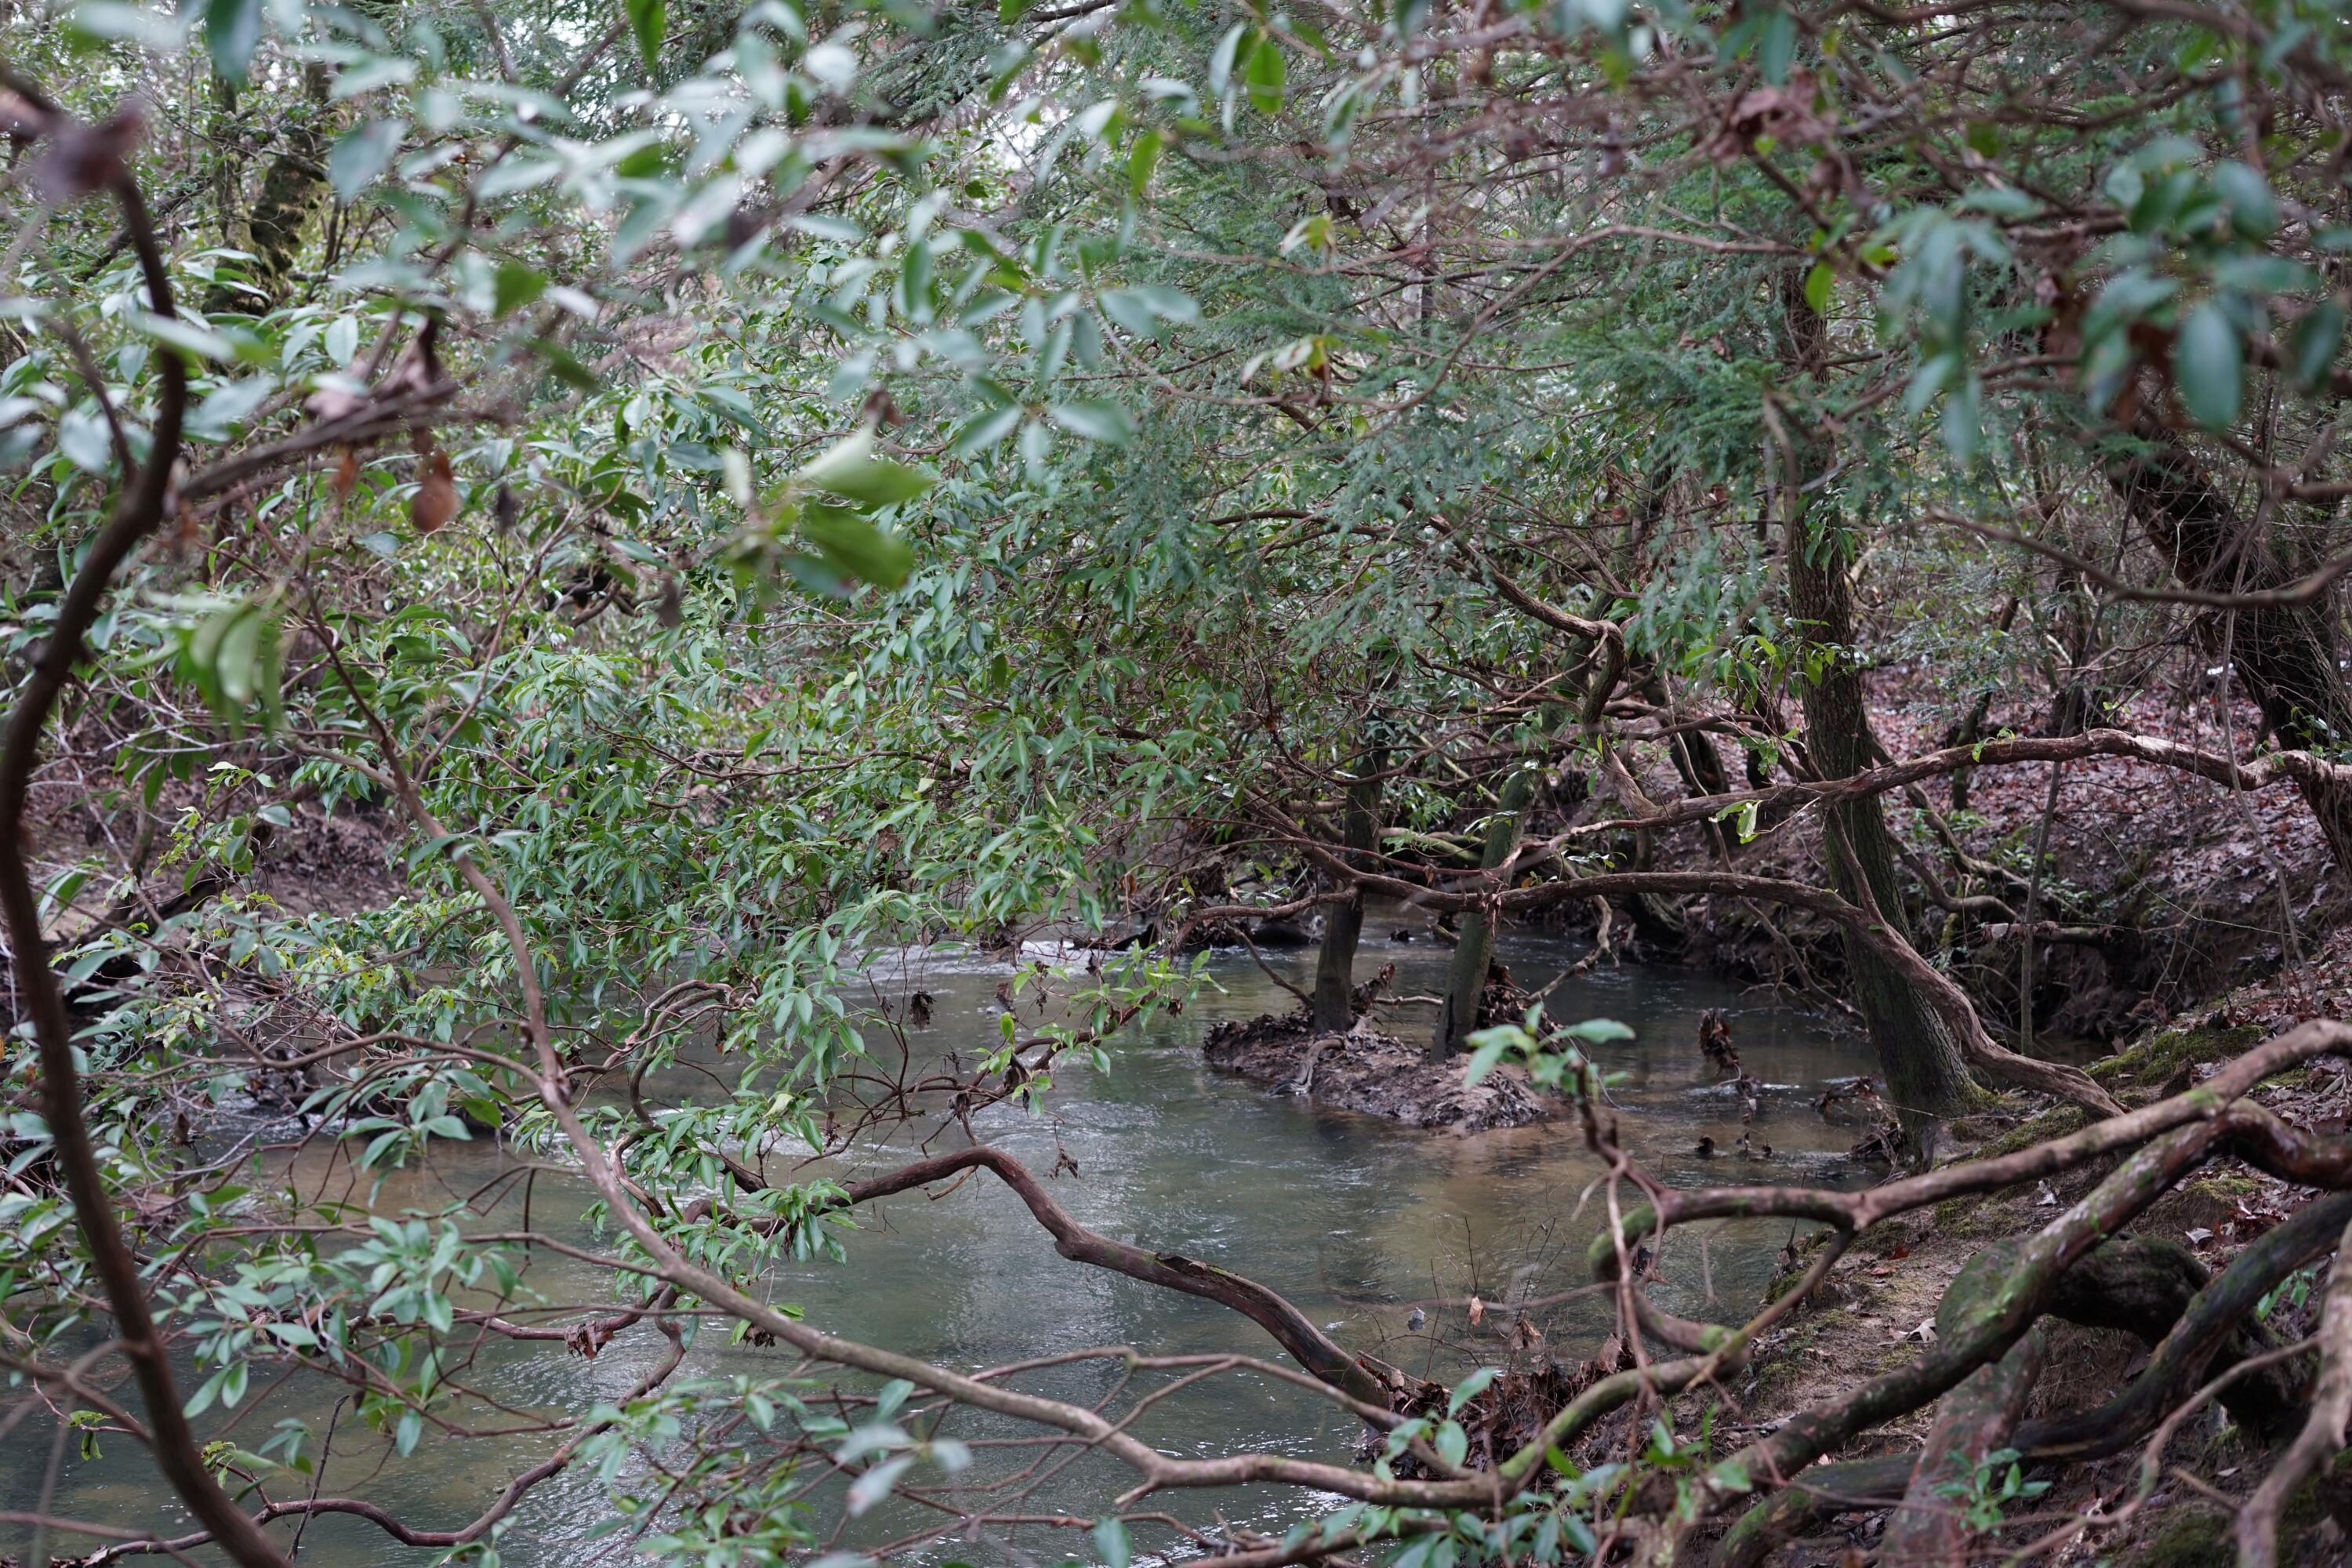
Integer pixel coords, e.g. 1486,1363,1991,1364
1562,727,2352,848
1709,1118,2228,1499
1258,790,2124,1116
1591,1020,2352,1276
0,103,292,1568
2025,1190,2352,1460
837,1145,1403,1410
317,625,1508,1515
1883,1326,2045,1567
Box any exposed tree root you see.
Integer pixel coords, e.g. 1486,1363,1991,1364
1565,1020,2352,1568
1882,1326,2045,1568
2236,1208,2352,1568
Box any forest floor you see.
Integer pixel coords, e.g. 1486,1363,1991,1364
29,766,405,942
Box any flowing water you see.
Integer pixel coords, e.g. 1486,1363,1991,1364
11,921,1878,1565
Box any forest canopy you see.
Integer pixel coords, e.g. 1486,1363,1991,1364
8,0,2352,1564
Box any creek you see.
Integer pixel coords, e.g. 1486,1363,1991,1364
11,921,1877,1565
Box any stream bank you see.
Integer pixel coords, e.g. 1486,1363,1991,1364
1614,938,2352,1568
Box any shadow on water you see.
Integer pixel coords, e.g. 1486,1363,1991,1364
12,920,1878,1565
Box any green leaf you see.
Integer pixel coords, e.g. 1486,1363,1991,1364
328,118,406,201
949,405,1024,457
474,154,562,200
1707,1459,1755,1494
493,261,548,318
899,241,935,321
1758,7,1796,84
1432,1420,1468,1468
205,0,261,85
846,1454,914,1517
2215,160,2279,240
1940,370,1981,463
1207,23,1249,96
129,311,237,362
1092,1518,1131,1568
2290,299,2346,391
1245,35,1286,115
1802,260,1833,315
56,411,114,474
1127,284,1197,323
530,339,599,392
623,0,666,71
1128,131,1163,198
1097,289,1162,339
188,374,277,441
800,505,913,590
1447,1367,1500,1414
66,2,184,52
1902,351,1957,416
328,55,417,100
2175,299,2243,430
1958,184,2041,219
1046,400,1135,443
796,430,937,507
184,1365,231,1417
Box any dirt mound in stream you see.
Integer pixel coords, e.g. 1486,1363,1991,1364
1201,1011,1553,1131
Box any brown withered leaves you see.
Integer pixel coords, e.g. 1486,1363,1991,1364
1699,73,1836,167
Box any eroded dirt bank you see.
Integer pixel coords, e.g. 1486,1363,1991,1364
1200,1010,1553,1131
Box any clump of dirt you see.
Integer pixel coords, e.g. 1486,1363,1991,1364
1371,1336,1632,1474
1200,1011,1553,1130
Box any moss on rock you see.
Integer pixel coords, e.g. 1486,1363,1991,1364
2089,1024,2266,1091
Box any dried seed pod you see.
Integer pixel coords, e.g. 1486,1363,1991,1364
387,316,443,396
412,448,457,533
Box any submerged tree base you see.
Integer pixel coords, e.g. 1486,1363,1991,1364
1201,1011,1552,1130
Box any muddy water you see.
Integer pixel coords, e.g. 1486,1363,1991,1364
13,924,1876,1565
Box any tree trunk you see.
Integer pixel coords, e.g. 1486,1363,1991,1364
1431,762,1536,1062
1782,272,1991,1131
1311,758,1381,1033
206,64,332,315
1641,666,1733,859
2107,423,2352,873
